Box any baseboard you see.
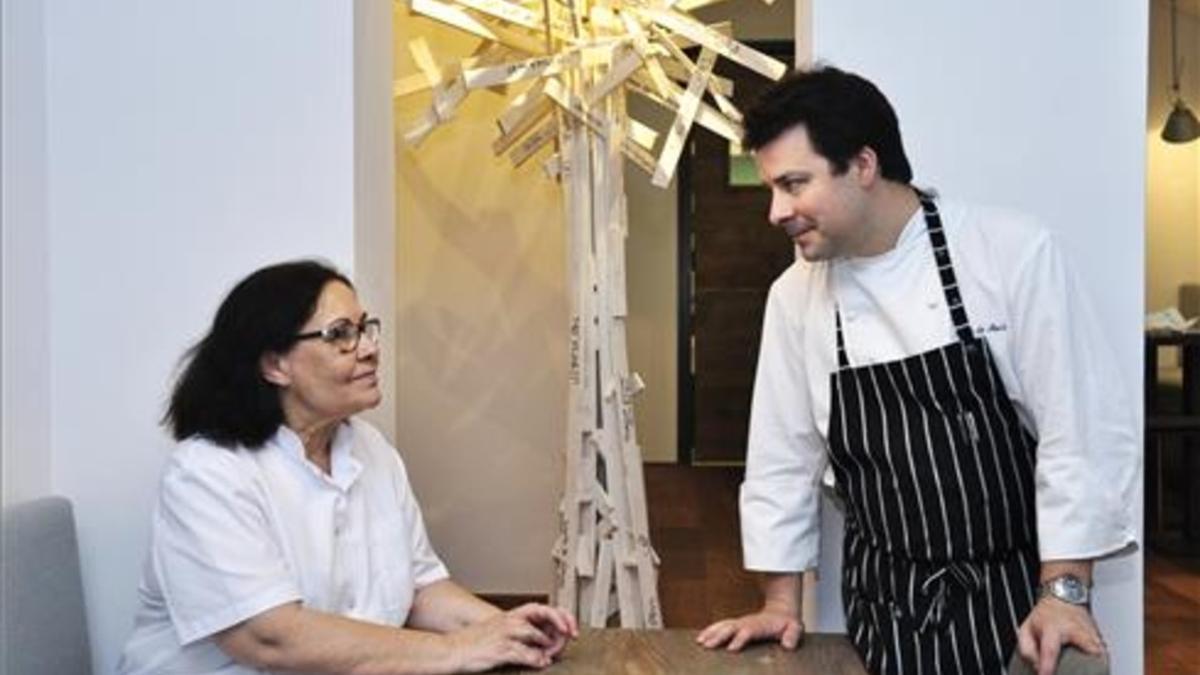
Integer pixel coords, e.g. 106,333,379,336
478,593,550,610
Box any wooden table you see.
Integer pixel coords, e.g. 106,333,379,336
497,629,866,674
1145,329,1200,549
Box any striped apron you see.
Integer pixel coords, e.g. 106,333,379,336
827,193,1040,675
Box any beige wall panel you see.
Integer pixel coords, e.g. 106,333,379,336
1147,0,1200,364
395,13,566,593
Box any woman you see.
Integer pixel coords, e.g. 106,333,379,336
118,260,576,674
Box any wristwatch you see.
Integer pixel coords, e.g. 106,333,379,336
1040,574,1091,606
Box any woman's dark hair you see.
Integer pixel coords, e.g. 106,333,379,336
743,65,913,184
165,260,352,449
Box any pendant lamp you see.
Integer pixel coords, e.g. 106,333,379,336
1163,0,1200,143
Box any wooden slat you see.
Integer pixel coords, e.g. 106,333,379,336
637,7,787,80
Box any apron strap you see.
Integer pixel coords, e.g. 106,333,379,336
917,192,975,343
835,308,851,369
833,190,974,370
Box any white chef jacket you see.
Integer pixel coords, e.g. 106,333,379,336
740,198,1139,573
118,418,449,675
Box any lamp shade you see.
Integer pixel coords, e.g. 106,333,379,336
1162,99,1200,143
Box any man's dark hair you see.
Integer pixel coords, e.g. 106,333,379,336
743,65,913,183
165,260,352,449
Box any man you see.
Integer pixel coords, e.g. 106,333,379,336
696,67,1137,675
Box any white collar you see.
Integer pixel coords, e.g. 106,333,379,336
270,421,363,491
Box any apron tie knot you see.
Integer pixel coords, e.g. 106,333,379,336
917,562,983,633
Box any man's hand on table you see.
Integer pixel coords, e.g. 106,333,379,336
695,607,805,652
1016,598,1106,675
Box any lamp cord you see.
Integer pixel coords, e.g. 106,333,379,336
1170,0,1183,95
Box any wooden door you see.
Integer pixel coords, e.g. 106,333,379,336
679,42,795,464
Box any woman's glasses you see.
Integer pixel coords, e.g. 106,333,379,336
294,316,382,353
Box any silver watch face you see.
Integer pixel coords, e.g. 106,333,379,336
1046,575,1089,605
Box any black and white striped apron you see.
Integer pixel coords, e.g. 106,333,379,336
827,193,1040,675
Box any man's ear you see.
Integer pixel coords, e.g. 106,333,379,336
260,352,291,387
852,146,881,187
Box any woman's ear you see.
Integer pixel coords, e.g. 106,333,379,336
260,352,291,387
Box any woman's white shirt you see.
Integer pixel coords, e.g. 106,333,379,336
118,418,448,675
739,199,1139,572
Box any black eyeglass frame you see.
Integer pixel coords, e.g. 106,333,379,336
294,316,382,353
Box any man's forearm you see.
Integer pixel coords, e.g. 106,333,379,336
760,572,804,617
1040,559,1093,585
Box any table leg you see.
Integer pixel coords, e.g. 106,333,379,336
1146,341,1160,535
1182,343,1200,544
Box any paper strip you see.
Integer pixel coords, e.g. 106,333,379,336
402,77,469,147
409,37,443,87
583,47,642,106
650,28,741,121
510,119,558,166
652,47,715,186
639,7,787,80
544,78,658,176
657,54,734,98
410,0,498,43
543,77,607,137
393,72,430,99
455,0,542,30
650,25,733,99
481,15,556,54
623,138,657,176
674,0,731,10
629,70,741,143
627,118,658,151
463,45,614,88
498,80,548,133
493,99,553,155
543,153,563,180
619,12,675,101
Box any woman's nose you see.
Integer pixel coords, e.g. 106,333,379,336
357,334,380,359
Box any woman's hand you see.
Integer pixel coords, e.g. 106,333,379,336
447,603,579,672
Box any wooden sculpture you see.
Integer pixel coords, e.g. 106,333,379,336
394,0,786,628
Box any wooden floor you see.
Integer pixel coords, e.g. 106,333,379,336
645,464,1200,673
1146,552,1200,674
645,464,759,627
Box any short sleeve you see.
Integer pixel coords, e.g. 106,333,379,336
152,446,301,644
740,280,829,572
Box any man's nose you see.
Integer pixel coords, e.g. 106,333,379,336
767,190,792,227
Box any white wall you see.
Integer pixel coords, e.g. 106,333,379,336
0,1,393,671
809,2,1147,673
1,0,52,506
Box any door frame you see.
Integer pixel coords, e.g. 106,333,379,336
675,39,795,465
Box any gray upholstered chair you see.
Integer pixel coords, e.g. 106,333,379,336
1,496,93,675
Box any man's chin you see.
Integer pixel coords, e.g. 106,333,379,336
794,242,830,262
